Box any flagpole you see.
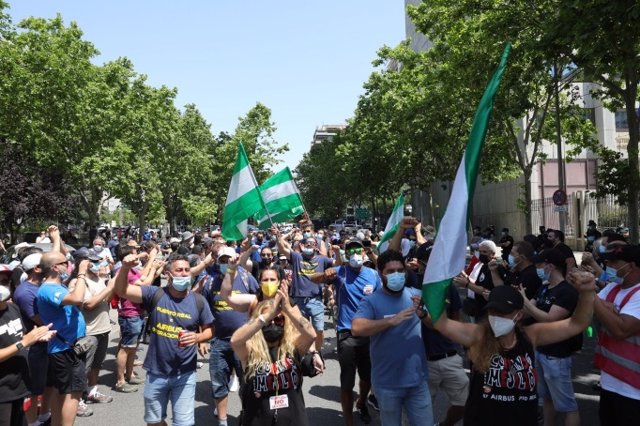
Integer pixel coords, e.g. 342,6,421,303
289,168,310,220
240,142,275,229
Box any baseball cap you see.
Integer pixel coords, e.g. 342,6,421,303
602,244,640,264
22,253,42,272
169,237,180,244
0,264,14,275
217,246,237,260
485,285,524,313
532,249,565,269
73,247,101,262
345,240,364,251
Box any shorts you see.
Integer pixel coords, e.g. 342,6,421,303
337,330,371,390
85,332,110,370
209,338,243,399
118,316,144,348
536,352,578,412
27,342,49,395
144,371,196,426
294,297,324,331
427,354,469,406
47,350,86,394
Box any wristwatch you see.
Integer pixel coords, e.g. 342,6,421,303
15,341,24,351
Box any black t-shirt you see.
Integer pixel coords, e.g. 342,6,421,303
241,350,308,426
464,329,537,426
530,281,582,357
0,303,30,403
423,285,462,357
474,264,494,313
554,242,576,265
505,265,542,300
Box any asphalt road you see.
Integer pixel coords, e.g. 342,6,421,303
79,302,601,425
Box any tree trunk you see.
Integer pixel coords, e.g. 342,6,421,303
523,168,533,235
138,207,147,243
624,77,639,243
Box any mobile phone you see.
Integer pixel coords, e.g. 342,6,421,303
363,240,371,248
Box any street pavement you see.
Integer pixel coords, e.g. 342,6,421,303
78,295,601,425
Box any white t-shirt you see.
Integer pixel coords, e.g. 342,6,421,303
69,275,112,335
598,282,640,400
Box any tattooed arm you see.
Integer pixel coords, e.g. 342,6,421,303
279,281,316,354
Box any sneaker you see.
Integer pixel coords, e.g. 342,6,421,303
367,394,380,412
356,402,371,425
114,382,138,393
229,373,239,392
86,391,113,404
127,375,145,385
76,400,93,417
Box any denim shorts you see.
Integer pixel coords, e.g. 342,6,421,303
294,297,324,331
144,371,196,426
118,316,144,348
536,352,578,412
376,380,434,426
209,338,243,399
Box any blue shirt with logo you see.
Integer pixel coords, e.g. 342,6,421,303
354,286,428,389
36,283,86,354
289,252,333,298
332,265,381,332
141,286,214,376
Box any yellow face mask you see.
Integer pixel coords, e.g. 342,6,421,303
260,282,279,298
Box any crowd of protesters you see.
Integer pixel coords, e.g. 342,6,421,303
0,216,637,426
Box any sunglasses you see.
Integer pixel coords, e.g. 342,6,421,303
346,248,364,255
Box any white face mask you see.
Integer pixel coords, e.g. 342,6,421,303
488,314,516,337
0,285,10,302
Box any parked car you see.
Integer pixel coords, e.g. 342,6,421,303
2,243,77,263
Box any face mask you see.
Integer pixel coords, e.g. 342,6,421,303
474,250,480,258
260,258,272,267
260,282,279,298
90,262,101,273
385,272,405,292
271,235,277,242
536,268,546,281
171,275,191,292
605,266,623,284
501,232,507,236
508,254,518,269
302,248,315,257
303,232,311,239
587,236,595,242
479,254,490,264
93,245,104,253
0,285,10,302
262,323,284,343
408,240,416,248
488,314,516,337
598,245,606,254
219,264,229,275
59,269,70,282
349,254,363,269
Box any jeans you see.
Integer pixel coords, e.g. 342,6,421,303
209,338,243,399
536,352,578,412
143,371,196,426
376,380,433,426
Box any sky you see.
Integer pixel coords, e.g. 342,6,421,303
6,1,406,171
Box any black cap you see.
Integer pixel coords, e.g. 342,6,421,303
345,240,363,251
485,285,524,313
73,247,101,262
533,249,565,269
602,244,640,264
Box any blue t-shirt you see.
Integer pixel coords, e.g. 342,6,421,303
333,265,381,332
289,252,333,298
354,286,428,389
13,281,40,332
422,285,462,358
141,286,214,376
36,283,86,354
202,266,259,339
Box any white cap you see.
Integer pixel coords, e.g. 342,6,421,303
169,237,180,244
217,246,237,260
22,253,42,272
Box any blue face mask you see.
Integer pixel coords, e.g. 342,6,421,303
536,267,548,281
59,270,70,282
385,272,406,292
302,248,315,257
508,254,518,269
605,266,623,284
171,275,191,292
219,264,229,275
598,245,606,255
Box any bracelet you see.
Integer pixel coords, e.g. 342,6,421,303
257,315,266,325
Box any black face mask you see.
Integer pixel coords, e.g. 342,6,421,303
262,324,284,343
260,258,272,267
479,254,490,264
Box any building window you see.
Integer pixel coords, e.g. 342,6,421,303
615,110,628,131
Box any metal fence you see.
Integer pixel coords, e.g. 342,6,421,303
531,193,627,237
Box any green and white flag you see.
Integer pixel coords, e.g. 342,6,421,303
222,143,265,241
423,44,511,322
255,167,305,229
377,193,405,254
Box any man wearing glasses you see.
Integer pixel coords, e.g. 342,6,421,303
274,228,333,352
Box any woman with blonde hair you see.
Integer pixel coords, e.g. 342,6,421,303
231,286,316,425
